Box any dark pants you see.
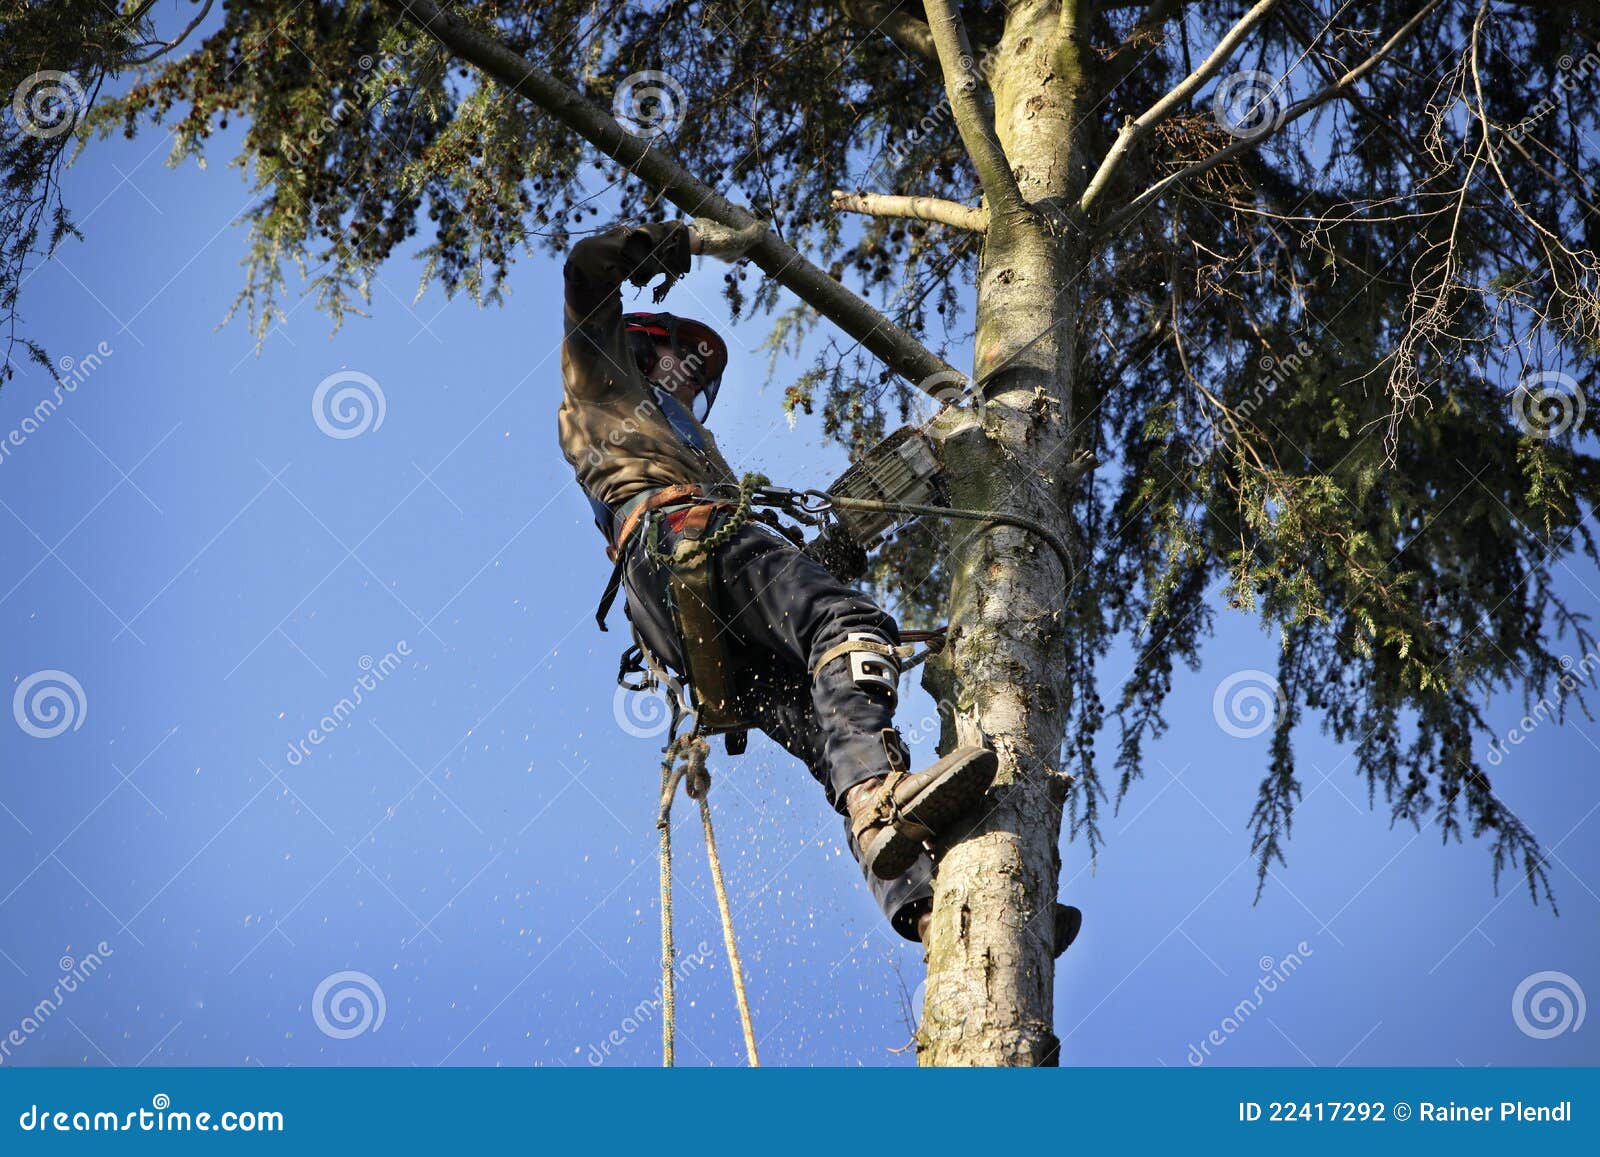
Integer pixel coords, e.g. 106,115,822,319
622,514,934,941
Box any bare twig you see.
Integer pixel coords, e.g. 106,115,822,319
1100,0,1447,239
1079,0,1282,219
129,0,215,65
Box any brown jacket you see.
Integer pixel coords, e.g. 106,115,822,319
558,222,735,532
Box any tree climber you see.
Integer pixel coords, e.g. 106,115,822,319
559,217,999,945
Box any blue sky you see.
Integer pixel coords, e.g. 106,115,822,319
0,87,1596,1069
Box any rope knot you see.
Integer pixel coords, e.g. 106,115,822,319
657,734,712,826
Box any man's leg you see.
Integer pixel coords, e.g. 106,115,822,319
621,518,934,938
711,521,903,807
709,521,993,892
736,663,934,943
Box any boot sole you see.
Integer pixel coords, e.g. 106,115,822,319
863,748,998,880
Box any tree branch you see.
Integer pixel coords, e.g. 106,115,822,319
129,0,214,65
1099,0,1447,239
833,0,937,62
920,0,1025,218
830,189,987,232
382,0,958,393
1078,0,1281,219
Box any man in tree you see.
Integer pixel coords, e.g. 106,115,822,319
7,0,1598,1066
560,215,996,944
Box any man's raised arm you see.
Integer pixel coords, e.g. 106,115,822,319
561,221,695,400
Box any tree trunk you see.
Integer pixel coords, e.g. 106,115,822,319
918,0,1088,1067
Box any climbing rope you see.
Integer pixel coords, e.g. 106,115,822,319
656,738,679,1068
655,730,760,1067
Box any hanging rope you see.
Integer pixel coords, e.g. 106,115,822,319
655,730,760,1067
656,737,679,1068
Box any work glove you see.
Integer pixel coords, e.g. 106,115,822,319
691,217,766,262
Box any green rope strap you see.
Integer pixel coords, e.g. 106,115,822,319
645,472,770,570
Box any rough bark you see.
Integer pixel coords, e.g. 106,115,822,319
917,0,1088,1066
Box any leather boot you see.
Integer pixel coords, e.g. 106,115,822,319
844,740,997,881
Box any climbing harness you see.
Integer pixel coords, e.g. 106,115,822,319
641,479,766,742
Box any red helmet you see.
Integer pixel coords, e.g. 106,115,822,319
624,312,728,421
